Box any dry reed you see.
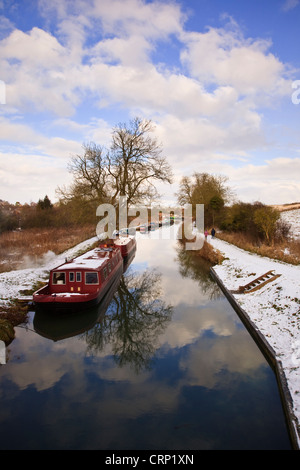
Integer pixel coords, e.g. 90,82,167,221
0,225,96,273
217,231,300,265
197,241,225,265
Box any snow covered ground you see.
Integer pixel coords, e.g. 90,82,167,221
281,209,300,240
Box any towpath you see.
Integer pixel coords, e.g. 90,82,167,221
208,235,300,449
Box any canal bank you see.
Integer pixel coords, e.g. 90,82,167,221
207,236,300,450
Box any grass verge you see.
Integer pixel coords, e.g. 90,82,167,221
197,240,225,265
216,231,300,265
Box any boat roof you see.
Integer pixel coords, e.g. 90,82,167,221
113,236,135,246
54,247,118,271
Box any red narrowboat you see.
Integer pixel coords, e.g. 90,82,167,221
113,235,136,258
33,243,123,310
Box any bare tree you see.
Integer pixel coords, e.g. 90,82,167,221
254,206,280,245
176,172,233,226
57,143,111,204
177,172,232,207
57,118,173,209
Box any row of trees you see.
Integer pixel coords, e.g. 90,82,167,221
176,172,289,244
0,116,289,245
0,196,80,231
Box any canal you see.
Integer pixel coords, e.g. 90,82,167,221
0,225,292,449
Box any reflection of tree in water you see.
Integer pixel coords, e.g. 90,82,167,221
175,241,221,300
84,268,173,373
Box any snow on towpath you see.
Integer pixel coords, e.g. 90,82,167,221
209,234,300,448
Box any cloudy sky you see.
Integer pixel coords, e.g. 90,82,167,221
0,0,300,205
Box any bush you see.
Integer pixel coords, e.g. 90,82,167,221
0,318,15,343
197,241,224,265
253,206,280,244
220,201,262,235
220,201,287,245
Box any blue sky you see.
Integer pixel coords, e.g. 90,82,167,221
0,0,300,205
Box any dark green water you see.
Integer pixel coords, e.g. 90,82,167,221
0,229,292,449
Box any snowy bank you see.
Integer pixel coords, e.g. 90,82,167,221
281,209,300,240
209,235,300,449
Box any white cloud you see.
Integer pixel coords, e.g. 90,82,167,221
0,26,83,116
154,109,265,170
0,116,81,157
0,14,14,39
0,2,291,119
0,116,84,203
0,27,66,66
204,157,300,204
90,35,153,67
90,0,185,39
180,23,290,100
0,0,186,117
282,0,299,11
0,151,72,203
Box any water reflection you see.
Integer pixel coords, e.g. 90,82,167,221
84,268,173,372
34,267,173,374
175,240,221,300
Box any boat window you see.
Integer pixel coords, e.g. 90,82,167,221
76,272,81,282
53,272,66,285
69,272,74,282
108,262,111,273
85,272,99,284
103,267,108,280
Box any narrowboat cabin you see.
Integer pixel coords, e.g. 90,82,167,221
113,235,136,259
33,270,121,341
33,243,123,310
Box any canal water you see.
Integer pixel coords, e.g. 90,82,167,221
0,225,292,449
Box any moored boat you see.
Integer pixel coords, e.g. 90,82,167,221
33,242,123,310
33,272,121,341
113,235,136,259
